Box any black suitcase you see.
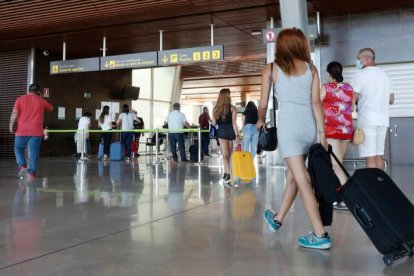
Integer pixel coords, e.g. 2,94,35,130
189,144,203,162
331,152,414,266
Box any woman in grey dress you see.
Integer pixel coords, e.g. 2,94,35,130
257,28,332,250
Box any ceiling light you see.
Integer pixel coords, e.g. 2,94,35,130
251,30,261,36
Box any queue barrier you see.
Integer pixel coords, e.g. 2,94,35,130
46,128,208,164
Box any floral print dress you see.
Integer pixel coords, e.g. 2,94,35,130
322,82,354,140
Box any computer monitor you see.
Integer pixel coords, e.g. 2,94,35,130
123,85,140,100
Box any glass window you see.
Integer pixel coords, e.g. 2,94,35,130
153,67,175,101
133,99,151,130
181,104,201,126
132,69,151,99
152,101,171,128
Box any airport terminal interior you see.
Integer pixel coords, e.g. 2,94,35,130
1,0,414,275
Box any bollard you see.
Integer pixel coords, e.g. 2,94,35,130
80,129,87,162
197,127,203,165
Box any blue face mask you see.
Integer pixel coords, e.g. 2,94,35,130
355,59,363,70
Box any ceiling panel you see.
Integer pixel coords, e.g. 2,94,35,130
1,0,414,105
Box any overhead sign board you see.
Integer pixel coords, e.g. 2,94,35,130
100,52,157,70
158,45,224,66
50,57,100,74
263,28,278,43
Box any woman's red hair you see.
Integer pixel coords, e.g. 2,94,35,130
275,28,311,75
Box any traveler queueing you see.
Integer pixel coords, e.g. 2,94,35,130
99,105,113,161
75,111,92,158
166,103,190,162
116,104,137,161
258,28,332,249
9,83,53,179
198,106,212,156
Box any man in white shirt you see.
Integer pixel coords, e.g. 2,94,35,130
75,112,92,157
352,48,395,170
166,103,190,162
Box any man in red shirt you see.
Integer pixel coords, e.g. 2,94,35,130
198,106,211,156
9,84,53,179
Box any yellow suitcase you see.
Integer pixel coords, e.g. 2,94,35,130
231,149,256,184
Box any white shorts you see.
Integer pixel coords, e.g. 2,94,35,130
359,125,388,158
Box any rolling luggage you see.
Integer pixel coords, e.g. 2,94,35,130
231,144,256,184
110,142,124,161
189,143,204,162
98,142,104,159
331,151,414,266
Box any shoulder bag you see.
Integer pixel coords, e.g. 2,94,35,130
257,63,278,152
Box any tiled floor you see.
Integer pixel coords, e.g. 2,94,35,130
0,154,413,275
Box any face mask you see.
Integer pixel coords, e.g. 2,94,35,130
355,59,363,70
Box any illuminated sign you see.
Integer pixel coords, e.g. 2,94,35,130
263,28,278,43
158,45,224,66
50,57,100,74
100,52,157,70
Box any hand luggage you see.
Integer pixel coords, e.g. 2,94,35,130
189,143,204,162
308,144,341,226
231,144,256,184
98,142,104,159
331,151,414,266
131,140,138,158
110,142,124,161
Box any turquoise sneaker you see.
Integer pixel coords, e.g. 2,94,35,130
298,232,332,250
263,209,282,232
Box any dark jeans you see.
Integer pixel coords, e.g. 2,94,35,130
201,133,210,155
121,132,133,158
168,133,186,161
14,136,42,175
101,132,113,155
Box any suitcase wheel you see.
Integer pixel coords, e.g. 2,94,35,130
233,176,241,184
383,255,394,266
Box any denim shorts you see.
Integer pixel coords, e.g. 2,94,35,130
217,124,235,140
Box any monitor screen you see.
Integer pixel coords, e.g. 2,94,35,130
123,85,140,100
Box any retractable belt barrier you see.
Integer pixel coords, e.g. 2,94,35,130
46,128,208,164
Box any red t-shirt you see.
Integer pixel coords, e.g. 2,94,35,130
14,93,53,136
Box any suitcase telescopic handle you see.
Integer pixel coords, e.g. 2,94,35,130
328,144,351,179
354,204,374,229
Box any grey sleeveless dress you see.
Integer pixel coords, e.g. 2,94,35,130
274,63,317,158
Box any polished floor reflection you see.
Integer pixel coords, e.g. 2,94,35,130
0,155,413,275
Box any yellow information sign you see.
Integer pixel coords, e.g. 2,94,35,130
193,52,201,61
202,51,210,60
158,45,224,65
170,54,178,63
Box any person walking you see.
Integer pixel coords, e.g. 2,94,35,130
258,28,332,250
242,101,259,158
212,88,240,188
166,103,190,162
321,61,356,184
9,83,53,179
116,104,136,161
352,48,394,170
99,105,113,161
199,106,211,156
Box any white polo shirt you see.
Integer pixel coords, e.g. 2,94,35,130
352,66,392,127
167,110,187,133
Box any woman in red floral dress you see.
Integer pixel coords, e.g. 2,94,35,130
321,61,356,187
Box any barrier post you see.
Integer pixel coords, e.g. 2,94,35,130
80,129,87,162
197,127,203,165
153,129,162,164
162,129,169,161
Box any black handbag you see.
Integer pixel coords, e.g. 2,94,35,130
257,63,278,152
